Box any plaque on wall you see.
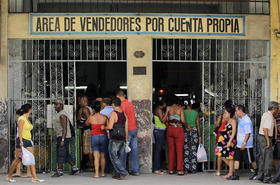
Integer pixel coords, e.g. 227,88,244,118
133,67,146,75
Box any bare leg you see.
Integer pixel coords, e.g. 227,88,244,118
25,147,40,181
89,152,94,170
252,161,258,170
234,161,240,171
12,162,21,177
274,160,279,171
8,149,22,180
93,152,100,178
214,156,222,175
100,154,106,177
223,159,234,177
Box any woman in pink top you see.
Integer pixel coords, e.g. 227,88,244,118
86,101,108,178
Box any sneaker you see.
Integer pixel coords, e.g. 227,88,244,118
52,171,63,177
249,173,258,180
71,167,79,175
263,178,273,184
130,172,140,176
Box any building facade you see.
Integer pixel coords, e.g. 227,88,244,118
0,0,279,173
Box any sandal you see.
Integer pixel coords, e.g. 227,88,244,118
32,178,45,183
177,171,184,176
12,174,21,177
154,170,165,175
213,172,221,176
7,178,16,183
169,171,175,175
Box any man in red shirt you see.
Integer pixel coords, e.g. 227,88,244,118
116,90,140,175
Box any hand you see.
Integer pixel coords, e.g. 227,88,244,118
267,140,271,148
20,142,23,147
101,125,105,130
199,137,202,144
187,126,192,131
240,143,246,150
60,141,65,147
225,141,232,148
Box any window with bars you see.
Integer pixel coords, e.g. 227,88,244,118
9,0,270,14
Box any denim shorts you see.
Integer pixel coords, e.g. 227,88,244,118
16,138,33,149
91,135,107,154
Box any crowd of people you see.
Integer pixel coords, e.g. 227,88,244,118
6,90,280,184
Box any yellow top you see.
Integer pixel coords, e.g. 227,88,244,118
18,115,33,140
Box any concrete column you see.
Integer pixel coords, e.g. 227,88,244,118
0,0,9,173
127,35,152,173
270,1,280,102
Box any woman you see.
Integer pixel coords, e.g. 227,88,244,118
215,105,237,179
213,100,233,176
8,104,44,183
163,95,190,175
153,100,167,174
85,101,108,178
12,109,31,178
183,103,201,174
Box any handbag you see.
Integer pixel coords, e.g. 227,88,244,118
111,122,125,140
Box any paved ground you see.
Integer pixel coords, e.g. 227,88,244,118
0,172,263,185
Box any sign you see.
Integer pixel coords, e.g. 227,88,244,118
30,14,245,36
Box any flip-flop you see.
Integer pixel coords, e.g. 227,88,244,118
7,178,16,183
169,171,175,175
154,170,164,175
92,176,99,178
12,174,21,177
101,174,106,177
177,171,184,176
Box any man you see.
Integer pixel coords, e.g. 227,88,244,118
106,98,129,180
116,90,140,175
77,96,93,171
52,99,79,177
230,105,258,180
100,97,114,173
256,101,279,183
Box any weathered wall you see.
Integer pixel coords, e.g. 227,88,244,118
270,1,280,102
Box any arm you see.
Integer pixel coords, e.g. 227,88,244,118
125,114,128,141
196,115,202,144
85,115,92,126
162,107,170,125
215,115,222,128
18,120,24,147
106,112,116,130
226,119,237,147
180,108,191,130
60,115,68,146
156,108,165,123
83,108,90,120
263,128,271,148
240,133,250,150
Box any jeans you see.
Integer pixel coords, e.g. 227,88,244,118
153,129,166,171
91,135,107,153
109,140,128,177
123,129,140,174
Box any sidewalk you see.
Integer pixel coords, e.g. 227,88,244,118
1,172,261,185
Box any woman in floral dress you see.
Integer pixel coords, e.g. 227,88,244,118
215,105,237,179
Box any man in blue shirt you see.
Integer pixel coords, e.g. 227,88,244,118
230,105,258,180
100,97,114,174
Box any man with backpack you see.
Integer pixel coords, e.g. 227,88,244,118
106,98,129,180
52,99,79,177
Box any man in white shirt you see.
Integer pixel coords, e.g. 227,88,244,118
257,101,279,183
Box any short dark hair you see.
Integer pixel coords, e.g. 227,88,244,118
236,105,246,114
21,103,32,114
225,105,235,118
102,97,112,106
112,98,121,107
91,101,101,113
116,90,126,98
